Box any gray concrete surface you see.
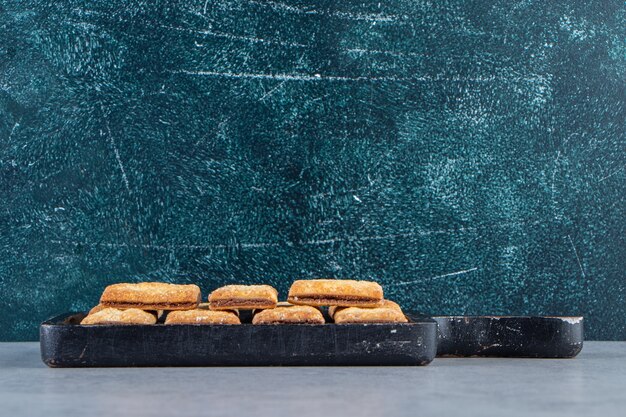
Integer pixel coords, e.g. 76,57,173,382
1,342,624,417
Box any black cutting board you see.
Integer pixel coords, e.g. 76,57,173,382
40,313,437,367
434,316,583,358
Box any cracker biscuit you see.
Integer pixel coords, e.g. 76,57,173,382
88,304,163,320
252,305,325,325
288,279,383,307
329,299,402,318
100,282,201,310
209,285,278,310
333,306,408,324
165,310,240,325
81,308,157,325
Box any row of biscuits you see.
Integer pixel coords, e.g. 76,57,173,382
81,279,408,325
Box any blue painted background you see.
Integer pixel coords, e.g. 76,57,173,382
0,0,624,340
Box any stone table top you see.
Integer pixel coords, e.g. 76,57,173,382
1,341,624,417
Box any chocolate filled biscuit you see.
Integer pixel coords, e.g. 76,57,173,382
252,305,325,325
209,285,278,310
288,279,383,307
100,282,201,310
89,304,162,318
329,299,402,318
333,306,408,324
81,308,157,325
165,310,240,325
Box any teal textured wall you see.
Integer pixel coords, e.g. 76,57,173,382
0,1,624,340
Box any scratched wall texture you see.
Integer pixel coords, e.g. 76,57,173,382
0,0,624,340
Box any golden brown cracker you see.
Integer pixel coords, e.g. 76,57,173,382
288,279,383,307
333,306,408,324
252,305,325,325
81,308,157,325
209,284,278,310
329,299,402,318
165,310,241,325
100,282,201,310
